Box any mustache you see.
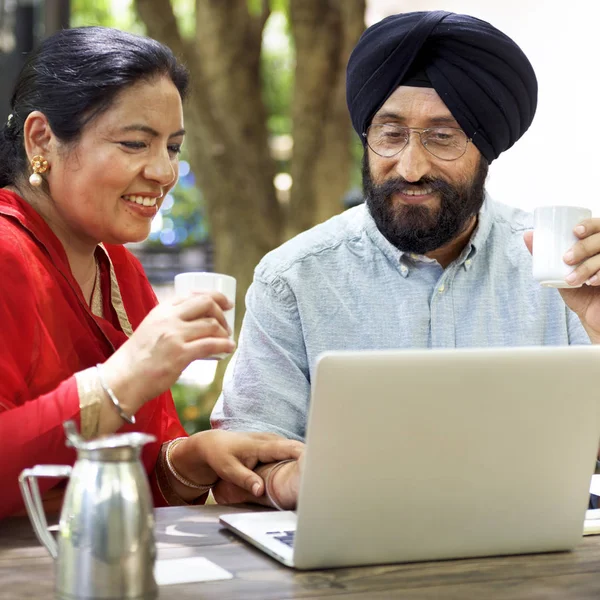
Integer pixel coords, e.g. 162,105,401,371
374,175,455,198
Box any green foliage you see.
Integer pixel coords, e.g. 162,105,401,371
171,0,195,39
70,0,111,26
171,383,211,433
262,11,294,137
248,0,289,18
247,0,263,17
168,182,209,245
71,0,140,31
350,133,365,189
270,0,289,15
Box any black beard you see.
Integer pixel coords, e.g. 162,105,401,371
363,154,489,255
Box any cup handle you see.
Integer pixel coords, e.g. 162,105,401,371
18,465,72,560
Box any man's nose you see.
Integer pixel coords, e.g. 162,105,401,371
393,134,432,183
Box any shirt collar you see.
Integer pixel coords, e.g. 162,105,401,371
456,193,495,269
361,204,404,266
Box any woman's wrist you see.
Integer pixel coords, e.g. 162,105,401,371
168,435,219,500
96,363,135,424
100,355,146,416
77,362,144,436
166,438,214,491
155,442,208,506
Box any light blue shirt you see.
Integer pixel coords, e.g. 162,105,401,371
211,198,589,440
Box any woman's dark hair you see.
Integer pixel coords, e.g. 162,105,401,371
0,26,189,187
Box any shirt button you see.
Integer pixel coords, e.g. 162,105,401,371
438,284,445,293
400,265,408,274
465,259,472,267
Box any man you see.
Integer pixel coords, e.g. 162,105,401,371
211,11,600,509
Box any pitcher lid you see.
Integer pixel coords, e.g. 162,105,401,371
63,420,156,451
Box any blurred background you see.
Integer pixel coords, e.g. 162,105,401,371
1,0,593,432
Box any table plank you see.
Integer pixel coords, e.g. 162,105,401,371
2,505,600,599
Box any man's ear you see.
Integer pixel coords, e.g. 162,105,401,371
23,111,56,162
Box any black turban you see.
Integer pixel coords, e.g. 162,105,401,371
346,11,538,162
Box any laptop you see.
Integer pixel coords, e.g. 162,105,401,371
219,346,600,570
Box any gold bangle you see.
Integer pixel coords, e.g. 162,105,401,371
265,459,296,511
165,437,215,493
156,442,192,506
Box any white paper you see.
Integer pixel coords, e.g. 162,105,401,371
154,556,233,586
589,474,600,497
584,511,600,536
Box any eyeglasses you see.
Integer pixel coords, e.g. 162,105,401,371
363,124,471,161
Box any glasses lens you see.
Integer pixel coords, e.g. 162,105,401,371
422,128,468,160
366,124,409,157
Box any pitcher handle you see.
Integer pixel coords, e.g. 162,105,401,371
18,465,72,560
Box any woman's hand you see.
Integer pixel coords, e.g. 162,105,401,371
170,431,304,502
102,291,235,412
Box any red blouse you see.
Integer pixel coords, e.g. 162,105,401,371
0,189,186,518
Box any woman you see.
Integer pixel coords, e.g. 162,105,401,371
0,26,302,519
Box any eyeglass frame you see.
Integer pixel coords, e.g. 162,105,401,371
362,124,472,162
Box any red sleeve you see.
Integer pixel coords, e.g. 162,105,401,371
0,379,81,519
0,234,83,518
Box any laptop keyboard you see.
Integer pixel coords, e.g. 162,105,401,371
266,530,295,548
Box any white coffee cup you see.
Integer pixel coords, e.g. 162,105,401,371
532,205,592,288
174,272,236,359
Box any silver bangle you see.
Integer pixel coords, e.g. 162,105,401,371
95,364,136,424
265,459,296,511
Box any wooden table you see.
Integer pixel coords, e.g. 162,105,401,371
3,504,600,599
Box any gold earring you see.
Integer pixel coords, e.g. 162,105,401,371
29,155,49,187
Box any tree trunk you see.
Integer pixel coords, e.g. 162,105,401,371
287,0,365,238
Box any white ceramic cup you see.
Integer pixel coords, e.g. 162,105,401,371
174,272,236,359
532,205,592,288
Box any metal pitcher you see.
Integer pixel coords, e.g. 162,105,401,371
19,421,157,600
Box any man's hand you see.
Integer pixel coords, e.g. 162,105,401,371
213,455,304,508
524,224,600,343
